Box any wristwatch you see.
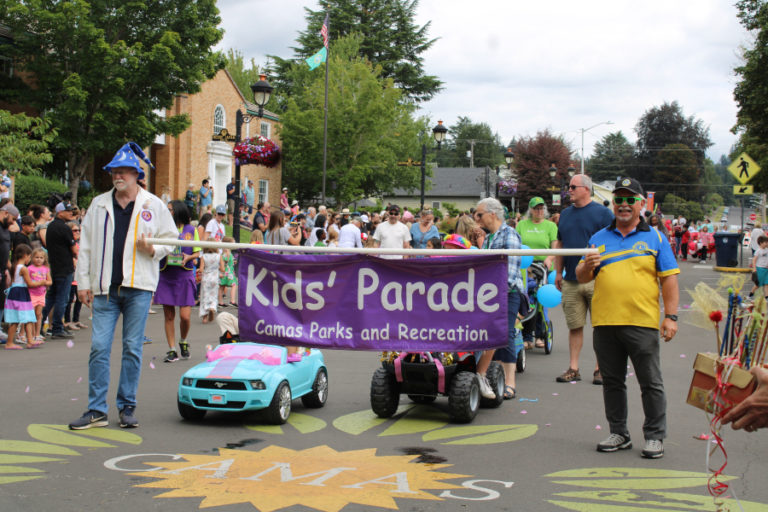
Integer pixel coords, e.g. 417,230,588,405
664,314,678,322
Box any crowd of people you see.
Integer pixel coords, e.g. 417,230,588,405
2,155,766,446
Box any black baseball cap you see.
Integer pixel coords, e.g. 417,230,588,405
388,204,400,214
613,177,644,197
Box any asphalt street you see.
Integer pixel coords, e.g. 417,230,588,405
1,259,766,512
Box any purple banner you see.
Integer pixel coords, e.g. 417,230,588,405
237,251,509,351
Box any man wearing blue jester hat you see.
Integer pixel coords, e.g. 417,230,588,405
69,142,178,431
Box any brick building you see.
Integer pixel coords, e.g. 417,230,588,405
148,69,282,209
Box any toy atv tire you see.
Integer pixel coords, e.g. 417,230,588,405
371,367,400,418
448,371,480,423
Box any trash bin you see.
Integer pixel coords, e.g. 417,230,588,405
714,232,740,267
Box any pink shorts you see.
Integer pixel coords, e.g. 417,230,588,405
30,293,45,309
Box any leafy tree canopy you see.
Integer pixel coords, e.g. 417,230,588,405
0,0,224,201
634,101,713,178
733,0,768,193
278,34,426,206
586,131,636,183
435,117,504,169
0,109,56,173
511,130,573,212
272,0,442,104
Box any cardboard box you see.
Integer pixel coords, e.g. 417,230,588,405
687,352,757,412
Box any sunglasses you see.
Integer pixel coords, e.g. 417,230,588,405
613,196,642,205
568,185,586,190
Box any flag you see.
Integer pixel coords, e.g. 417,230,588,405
320,13,329,48
305,47,327,70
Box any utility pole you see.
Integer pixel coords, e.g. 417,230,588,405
456,138,493,168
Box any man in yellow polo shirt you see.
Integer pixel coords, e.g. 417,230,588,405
576,177,679,459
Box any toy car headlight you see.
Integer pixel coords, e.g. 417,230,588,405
250,380,266,390
182,377,193,386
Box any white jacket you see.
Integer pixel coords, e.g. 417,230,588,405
77,187,178,295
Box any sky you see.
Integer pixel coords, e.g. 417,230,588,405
216,0,749,163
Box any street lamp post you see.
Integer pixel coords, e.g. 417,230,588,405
579,121,613,174
503,147,515,211
232,74,273,242
420,121,447,211
549,162,576,207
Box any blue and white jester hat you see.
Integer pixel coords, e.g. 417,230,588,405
103,142,154,181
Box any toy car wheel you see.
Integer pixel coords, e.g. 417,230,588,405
301,367,328,408
177,399,206,421
448,371,480,423
408,394,437,404
516,346,526,373
371,367,400,418
266,381,292,425
544,320,554,354
481,362,505,408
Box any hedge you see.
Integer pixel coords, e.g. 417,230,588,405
12,174,67,213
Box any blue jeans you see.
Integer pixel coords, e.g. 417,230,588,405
88,285,153,414
42,273,73,334
493,290,522,363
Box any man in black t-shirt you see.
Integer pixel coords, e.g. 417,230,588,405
42,202,78,338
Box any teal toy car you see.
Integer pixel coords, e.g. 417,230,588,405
177,343,328,424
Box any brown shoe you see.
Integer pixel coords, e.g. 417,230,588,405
592,370,603,385
556,368,581,383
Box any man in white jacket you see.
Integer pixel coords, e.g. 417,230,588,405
69,142,177,430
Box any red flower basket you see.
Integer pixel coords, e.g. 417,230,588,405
233,136,281,168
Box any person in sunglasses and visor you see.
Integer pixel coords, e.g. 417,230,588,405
576,177,679,459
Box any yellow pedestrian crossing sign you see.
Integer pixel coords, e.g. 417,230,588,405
734,185,754,195
728,152,761,185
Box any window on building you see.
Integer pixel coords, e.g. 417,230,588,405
0,55,12,77
213,105,225,134
260,122,270,138
258,179,268,205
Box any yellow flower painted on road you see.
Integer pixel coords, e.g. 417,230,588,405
132,445,468,512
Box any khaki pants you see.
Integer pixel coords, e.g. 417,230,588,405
561,280,594,330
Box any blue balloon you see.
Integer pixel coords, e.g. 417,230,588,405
538,284,562,308
547,270,556,285
520,244,534,269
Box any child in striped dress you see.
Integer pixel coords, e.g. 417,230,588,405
4,244,44,349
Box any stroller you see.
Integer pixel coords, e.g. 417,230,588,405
520,261,554,360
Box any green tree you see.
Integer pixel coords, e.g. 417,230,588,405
0,0,223,202
223,49,263,102
435,117,504,169
586,131,636,183
653,143,700,203
733,0,768,194
633,101,713,196
272,0,442,104
0,110,56,173
714,154,736,204
512,130,573,212
278,35,425,206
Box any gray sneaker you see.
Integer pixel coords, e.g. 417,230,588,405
641,439,664,459
597,433,632,452
477,374,496,399
119,406,139,428
69,410,108,430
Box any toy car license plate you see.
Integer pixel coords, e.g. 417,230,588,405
209,393,226,405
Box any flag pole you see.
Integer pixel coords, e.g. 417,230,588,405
321,12,330,205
